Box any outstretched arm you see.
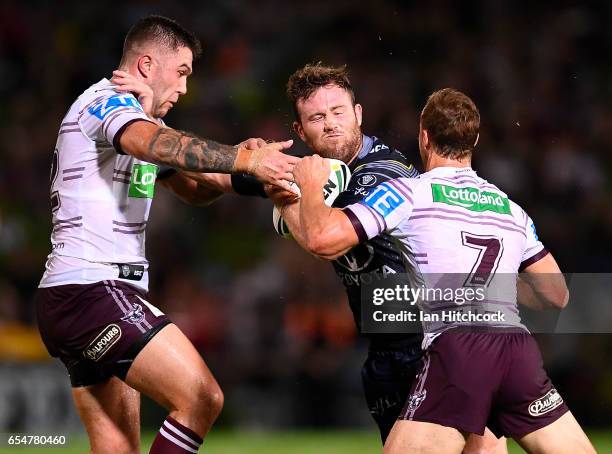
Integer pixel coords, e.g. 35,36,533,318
111,70,299,190
119,121,296,187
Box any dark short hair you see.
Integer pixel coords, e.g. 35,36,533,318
286,63,355,120
122,15,202,61
421,88,480,160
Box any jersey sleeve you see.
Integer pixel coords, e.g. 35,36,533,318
519,211,549,271
78,90,153,152
343,178,415,242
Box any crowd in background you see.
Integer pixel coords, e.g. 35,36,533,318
0,0,611,430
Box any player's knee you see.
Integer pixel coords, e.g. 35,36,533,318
182,379,224,420
202,382,224,418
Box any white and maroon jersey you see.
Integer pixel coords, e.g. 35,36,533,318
344,167,548,335
39,78,159,291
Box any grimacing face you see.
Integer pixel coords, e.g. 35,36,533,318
148,46,193,118
293,84,363,163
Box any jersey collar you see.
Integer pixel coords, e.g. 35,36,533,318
424,166,476,177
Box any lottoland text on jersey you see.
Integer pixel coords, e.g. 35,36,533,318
360,273,612,334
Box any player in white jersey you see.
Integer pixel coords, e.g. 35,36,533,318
289,89,595,453
35,15,298,454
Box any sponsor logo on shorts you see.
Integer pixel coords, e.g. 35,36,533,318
528,388,564,417
121,303,146,325
431,183,511,215
406,390,427,412
83,324,122,361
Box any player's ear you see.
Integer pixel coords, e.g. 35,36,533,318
292,120,306,142
137,55,153,78
418,121,428,148
354,103,363,127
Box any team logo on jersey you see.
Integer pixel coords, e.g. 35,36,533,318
129,164,157,198
121,303,146,325
83,324,122,361
357,174,377,187
528,388,564,417
364,183,404,217
431,184,511,215
88,94,143,120
336,243,375,272
406,390,427,412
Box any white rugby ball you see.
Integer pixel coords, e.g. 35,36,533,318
272,158,351,238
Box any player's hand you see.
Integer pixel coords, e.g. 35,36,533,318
237,137,267,150
111,70,154,116
293,154,328,190
239,140,300,193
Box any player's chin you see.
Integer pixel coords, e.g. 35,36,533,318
156,106,170,118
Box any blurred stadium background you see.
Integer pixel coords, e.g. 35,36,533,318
0,0,611,452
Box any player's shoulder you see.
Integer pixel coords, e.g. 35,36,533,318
352,136,419,180
77,78,142,119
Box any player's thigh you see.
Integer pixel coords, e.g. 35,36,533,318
125,323,223,412
72,376,140,454
384,420,465,454
464,429,507,454
516,411,595,454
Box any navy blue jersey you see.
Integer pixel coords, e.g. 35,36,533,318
332,135,422,346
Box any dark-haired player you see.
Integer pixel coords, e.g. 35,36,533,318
291,88,594,453
35,15,297,454
268,64,506,452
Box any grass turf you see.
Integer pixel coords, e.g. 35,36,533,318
2,429,611,453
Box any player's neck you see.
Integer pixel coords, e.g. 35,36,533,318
346,134,363,166
424,151,471,172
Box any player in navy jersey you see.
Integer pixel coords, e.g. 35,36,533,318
267,64,506,452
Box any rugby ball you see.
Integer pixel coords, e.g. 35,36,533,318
272,158,351,238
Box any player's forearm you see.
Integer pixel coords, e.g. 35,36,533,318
121,121,251,174
158,173,224,207
299,183,332,247
279,202,311,251
182,172,234,193
298,184,357,260
146,127,240,173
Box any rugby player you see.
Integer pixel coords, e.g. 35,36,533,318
289,88,595,453
268,64,506,452
35,15,297,454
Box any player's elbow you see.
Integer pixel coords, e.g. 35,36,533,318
551,287,570,309
305,233,341,261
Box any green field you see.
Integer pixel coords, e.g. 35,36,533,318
2,430,611,453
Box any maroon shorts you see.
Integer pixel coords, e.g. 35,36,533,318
35,280,171,387
400,330,568,438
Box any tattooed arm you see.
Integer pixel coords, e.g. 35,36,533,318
118,120,299,190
